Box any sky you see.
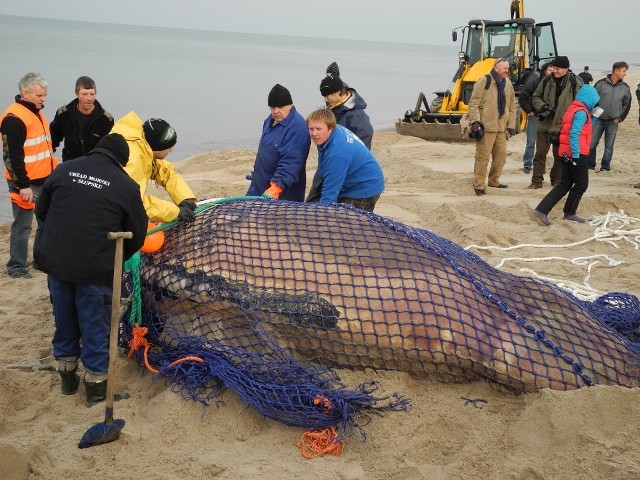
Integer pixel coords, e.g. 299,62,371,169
1,0,637,55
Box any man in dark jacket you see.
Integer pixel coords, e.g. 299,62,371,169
246,84,310,201
50,76,114,161
34,133,147,405
586,61,631,172
530,56,582,189
306,73,374,202
518,62,553,173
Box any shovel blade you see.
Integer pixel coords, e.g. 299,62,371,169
78,418,125,449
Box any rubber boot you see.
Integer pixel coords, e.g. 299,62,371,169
59,370,79,395
84,380,107,406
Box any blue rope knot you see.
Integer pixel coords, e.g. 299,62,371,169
572,363,584,374
580,373,594,386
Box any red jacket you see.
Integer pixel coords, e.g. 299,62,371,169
558,102,592,158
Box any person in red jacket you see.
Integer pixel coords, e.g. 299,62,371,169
533,85,600,226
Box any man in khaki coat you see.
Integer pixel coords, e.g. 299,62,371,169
467,58,516,195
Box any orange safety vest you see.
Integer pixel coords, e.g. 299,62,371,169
1,102,58,183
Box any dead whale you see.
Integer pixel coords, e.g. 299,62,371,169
138,198,640,396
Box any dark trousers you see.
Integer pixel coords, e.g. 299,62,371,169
531,132,562,187
49,275,113,373
536,155,589,216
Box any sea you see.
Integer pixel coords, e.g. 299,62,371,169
0,14,630,224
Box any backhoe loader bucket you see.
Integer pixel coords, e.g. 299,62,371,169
395,91,468,142
395,114,467,143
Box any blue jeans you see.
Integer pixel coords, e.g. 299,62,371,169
587,119,618,170
522,115,537,167
6,181,44,275
49,275,113,373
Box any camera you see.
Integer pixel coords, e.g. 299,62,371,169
468,121,485,140
537,104,556,121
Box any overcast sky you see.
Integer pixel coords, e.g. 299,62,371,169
1,1,637,55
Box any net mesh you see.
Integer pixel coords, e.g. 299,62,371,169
125,198,640,433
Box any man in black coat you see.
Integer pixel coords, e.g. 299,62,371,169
34,133,147,405
50,76,114,161
518,62,553,174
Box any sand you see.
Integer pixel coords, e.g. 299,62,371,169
2,74,640,480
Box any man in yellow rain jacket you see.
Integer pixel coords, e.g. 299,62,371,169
111,111,196,223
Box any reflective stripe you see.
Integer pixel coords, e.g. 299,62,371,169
24,150,54,163
23,133,51,146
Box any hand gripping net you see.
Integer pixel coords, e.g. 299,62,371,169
127,198,640,434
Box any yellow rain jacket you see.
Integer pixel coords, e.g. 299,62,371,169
111,111,195,222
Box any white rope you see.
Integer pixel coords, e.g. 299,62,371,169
465,210,640,299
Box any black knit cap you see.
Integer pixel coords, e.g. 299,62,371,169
319,75,343,96
326,62,340,77
552,56,570,69
267,84,293,108
93,133,129,166
143,118,177,151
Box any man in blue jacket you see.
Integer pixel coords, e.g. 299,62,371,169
306,109,384,212
246,84,310,201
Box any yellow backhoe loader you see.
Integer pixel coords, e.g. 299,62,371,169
396,1,558,142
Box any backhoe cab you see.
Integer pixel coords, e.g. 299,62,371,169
396,14,558,142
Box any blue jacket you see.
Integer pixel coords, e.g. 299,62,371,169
247,106,310,201
331,89,373,149
317,125,384,203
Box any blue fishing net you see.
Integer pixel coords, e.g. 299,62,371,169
124,198,640,434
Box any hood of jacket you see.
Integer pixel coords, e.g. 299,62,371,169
575,84,600,111
332,89,368,113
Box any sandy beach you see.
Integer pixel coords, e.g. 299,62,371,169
1,73,640,480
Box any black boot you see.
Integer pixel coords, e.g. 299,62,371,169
59,370,79,395
84,380,107,406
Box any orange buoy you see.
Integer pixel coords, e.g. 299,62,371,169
140,222,165,253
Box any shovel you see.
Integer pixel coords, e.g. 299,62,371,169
78,231,132,449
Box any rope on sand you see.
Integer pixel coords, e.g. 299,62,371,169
465,210,640,301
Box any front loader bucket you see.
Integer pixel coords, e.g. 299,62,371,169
395,116,469,143
396,91,470,143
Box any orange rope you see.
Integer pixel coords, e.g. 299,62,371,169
296,427,343,458
127,324,204,374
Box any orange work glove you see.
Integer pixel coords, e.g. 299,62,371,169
263,181,283,199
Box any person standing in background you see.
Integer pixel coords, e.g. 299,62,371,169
246,84,310,201
578,66,593,85
50,76,114,161
467,58,516,196
530,56,582,189
1,72,58,279
111,112,197,223
586,61,631,172
519,61,553,174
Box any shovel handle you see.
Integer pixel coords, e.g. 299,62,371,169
104,231,132,423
